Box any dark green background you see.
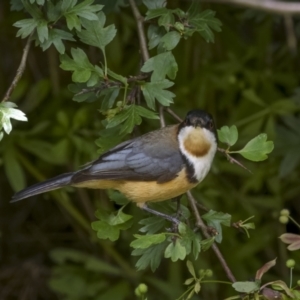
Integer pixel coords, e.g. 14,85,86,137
1,0,300,299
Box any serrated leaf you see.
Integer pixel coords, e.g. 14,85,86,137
202,210,231,243
164,240,186,262
14,18,38,39
39,28,75,54
145,7,169,20
106,105,159,134
132,240,168,271
141,79,175,110
217,125,238,146
60,48,94,82
232,133,274,162
232,281,260,293
200,237,214,251
91,220,120,241
147,24,165,50
141,52,178,81
189,9,222,43
78,12,116,50
139,216,166,234
130,233,166,249
36,19,48,43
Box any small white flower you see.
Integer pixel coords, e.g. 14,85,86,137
0,102,28,135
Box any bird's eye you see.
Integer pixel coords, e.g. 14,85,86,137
209,121,214,129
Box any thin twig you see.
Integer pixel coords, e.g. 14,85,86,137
218,147,252,173
165,107,183,122
128,0,150,62
201,0,300,15
2,34,33,102
187,191,236,283
159,106,166,127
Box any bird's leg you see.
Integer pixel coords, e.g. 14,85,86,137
140,204,180,225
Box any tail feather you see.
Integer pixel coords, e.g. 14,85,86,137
11,172,73,202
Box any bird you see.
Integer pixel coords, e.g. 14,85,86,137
11,109,217,224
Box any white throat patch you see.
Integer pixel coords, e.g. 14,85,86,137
178,126,217,182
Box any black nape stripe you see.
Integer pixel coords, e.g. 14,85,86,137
180,153,198,184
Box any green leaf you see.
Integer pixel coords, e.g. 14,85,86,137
65,13,81,31
92,209,133,242
66,0,103,21
202,210,231,243
217,125,238,146
158,11,175,31
142,0,166,10
189,10,222,43
164,240,186,262
78,12,116,50
60,48,94,82
160,31,181,50
231,133,274,161
141,79,175,110
200,237,215,251
36,19,48,43
147,24,165,50
39,28,75,54
107,189,129,206
14,18,38,39
95,126,127,154
141,52,178,81
232,281,260,293
186,260,196,278
132,240,168,271
145,7,168,20
107,69,128,86
139,216,166,234
99,87,120,111
4,148,26,191
130,233,166,249
91,220,120,241
22,0,43,19
106,105,159,134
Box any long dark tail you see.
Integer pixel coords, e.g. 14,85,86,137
11,172,73,202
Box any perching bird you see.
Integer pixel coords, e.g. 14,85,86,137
12,109,217,223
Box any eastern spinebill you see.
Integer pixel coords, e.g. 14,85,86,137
12,109,217,223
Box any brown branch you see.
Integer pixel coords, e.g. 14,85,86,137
186,191,236,283
201,0,300,15
2,34,33,102
128,0,150,62
165,108,183,122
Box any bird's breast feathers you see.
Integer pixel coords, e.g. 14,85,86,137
178,125,217,182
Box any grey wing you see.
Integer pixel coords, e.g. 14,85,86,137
72,126,184,184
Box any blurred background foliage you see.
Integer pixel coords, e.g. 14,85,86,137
1,0,300,299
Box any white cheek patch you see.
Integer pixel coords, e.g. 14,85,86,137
178,126,217,182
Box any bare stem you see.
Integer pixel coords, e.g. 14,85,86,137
128,0,150,62
187,191,236,283
218,147,252,173
2,34,33,102
201,0,300,15
159,106,166,127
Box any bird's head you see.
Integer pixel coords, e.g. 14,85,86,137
177,109,217,181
